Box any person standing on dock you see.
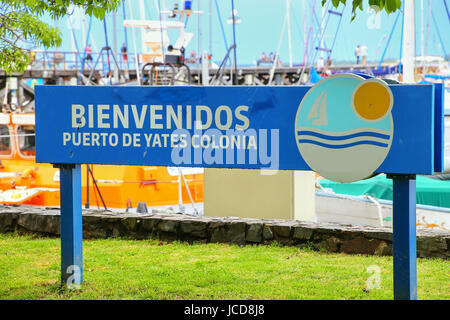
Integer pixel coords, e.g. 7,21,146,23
257,51,268,66
188,51,197,64
85,44,93,67
317,57,325,74
121,43,128,69
355,45,361,65
361,44,368,66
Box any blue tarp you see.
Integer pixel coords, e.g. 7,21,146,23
310,67,322,84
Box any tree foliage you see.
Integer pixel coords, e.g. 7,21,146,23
322,0,402,20
0,0,121,74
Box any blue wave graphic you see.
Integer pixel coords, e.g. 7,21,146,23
297,130,391,141
298,139,389,149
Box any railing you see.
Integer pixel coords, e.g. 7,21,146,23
26,50,141,74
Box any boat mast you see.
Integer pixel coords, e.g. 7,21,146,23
139,0,147,53
268,9,288,84
424,0,433,57
287,0,292,67
231,0,238,85
80,8,87,51
402,0,415,83
127,0,141,85
209,0,212,55
198,0,202,63
198,0,202,84
320,1,325,61
421,0,424,66
302,0,306,64
113,10,119,82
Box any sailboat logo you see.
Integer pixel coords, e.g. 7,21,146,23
307,91,328,126
295,74,394,183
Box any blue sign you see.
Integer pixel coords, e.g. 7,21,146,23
35,76,442,181
34,75,445,300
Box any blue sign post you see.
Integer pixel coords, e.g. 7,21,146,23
390,174,417,300
57,164,83,286
35,75,444,299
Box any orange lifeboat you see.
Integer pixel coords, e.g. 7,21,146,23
0,113,204,209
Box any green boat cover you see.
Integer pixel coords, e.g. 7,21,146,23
319,175,450,209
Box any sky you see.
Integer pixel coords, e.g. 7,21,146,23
43,0,450,66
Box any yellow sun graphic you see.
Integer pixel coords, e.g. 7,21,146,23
352,79,393,122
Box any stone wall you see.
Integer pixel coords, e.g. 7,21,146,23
0,206,448,259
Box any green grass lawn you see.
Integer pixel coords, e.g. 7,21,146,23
0,233,448,300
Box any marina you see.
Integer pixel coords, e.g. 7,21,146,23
0,0,449,301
